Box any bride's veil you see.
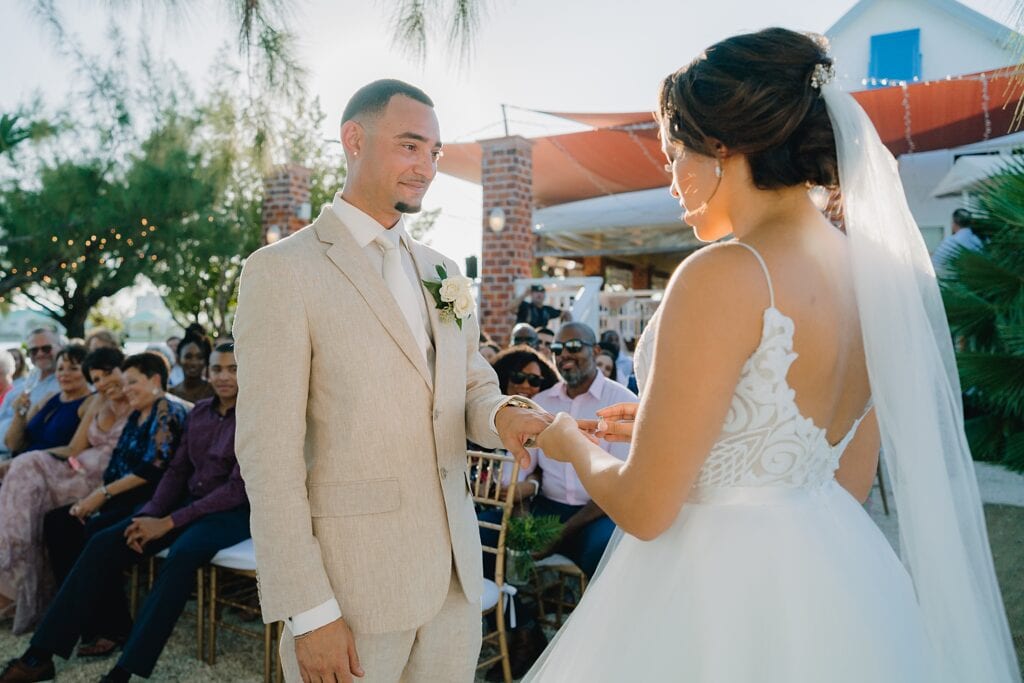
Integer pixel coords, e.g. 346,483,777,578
823,83,1019,682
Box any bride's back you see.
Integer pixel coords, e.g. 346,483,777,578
746,218,871,450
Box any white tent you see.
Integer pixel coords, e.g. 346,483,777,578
931,155,1016,197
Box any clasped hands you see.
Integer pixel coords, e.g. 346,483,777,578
496,401,639,468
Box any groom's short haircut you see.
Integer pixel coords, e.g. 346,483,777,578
341,79,434,125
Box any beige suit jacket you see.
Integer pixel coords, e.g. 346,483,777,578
233,205,506,635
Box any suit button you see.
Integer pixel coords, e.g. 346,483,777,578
440,467,448,479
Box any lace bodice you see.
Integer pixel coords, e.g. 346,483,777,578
633,243,865,492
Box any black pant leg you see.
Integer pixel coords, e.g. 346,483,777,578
42,505,84,588
30,518,140,660
117,508,250,678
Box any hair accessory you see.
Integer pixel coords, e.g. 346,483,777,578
810,62,835,90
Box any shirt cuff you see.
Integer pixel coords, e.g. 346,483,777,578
488,395,543,433
288,598,342,636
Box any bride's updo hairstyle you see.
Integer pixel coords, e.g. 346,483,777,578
657,28,839,190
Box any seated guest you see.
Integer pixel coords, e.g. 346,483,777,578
596,348,618,381
599,329,633,386
0,352,14,407
84,328,121,353
535,327,555,362
3,345,91,458
479,342,501,364
167,330,215,405
0,348,130,634
0,343,248,683
520,322,637,577
8,348,28,383
479,323,636,679
509,322,539,349
42,353,187,592
491,346,559,400
0,331,65,460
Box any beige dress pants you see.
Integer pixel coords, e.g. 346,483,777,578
280,571,481,683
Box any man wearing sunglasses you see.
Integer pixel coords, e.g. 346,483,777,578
522,323,638,579
0,329,63,460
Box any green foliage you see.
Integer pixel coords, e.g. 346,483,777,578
941,158,1024,471
506,514,564,553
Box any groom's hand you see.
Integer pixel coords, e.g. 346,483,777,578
295,617,364,683
495,405,553,469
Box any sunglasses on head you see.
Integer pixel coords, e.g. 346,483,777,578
550,340,595,355
28,345,53,356
509,370,544,388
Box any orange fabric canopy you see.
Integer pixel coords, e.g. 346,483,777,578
439,68,1023,208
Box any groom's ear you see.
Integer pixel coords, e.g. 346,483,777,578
341,120,365,159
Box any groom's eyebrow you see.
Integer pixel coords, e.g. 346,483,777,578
396,131,442,149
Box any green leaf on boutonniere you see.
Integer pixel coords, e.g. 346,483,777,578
435,264,448,280
422,280,442,298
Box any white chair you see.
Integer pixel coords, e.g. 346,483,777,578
206,539,283,683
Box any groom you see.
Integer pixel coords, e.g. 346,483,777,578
233,79,550,683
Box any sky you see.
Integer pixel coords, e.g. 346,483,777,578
0,0,1017,311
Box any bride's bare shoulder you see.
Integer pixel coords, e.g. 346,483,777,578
664,242,772,315
654,242,773,356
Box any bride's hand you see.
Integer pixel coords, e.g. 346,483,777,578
592,402,639,443
534,412,590,462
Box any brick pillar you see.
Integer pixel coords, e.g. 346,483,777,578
262,164,311,245
479,136,534,345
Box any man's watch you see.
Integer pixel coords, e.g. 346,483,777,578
502,396,541,447
504,396,537,412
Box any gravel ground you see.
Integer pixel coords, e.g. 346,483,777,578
3,461,1021,681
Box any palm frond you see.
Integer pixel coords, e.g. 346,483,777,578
390,0,433,63
957,353,1024,417
446,0,483,64
945,247,1024,306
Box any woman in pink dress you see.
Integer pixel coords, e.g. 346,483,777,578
0,347,131,634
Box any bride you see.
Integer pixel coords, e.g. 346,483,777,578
525,28,1020,682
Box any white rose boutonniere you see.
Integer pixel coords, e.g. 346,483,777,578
423,264,475,329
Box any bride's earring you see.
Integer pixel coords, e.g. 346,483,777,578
714,160,723,178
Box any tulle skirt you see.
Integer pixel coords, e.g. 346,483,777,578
525,480,940,682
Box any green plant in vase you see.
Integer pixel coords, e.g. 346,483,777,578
504,514,564,586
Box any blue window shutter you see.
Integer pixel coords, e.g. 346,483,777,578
868,28,922,87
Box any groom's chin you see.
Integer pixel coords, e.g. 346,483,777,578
395,201,422,214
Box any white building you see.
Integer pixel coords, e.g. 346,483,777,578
826,0,1019,91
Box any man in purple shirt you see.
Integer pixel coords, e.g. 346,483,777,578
2,343,249,683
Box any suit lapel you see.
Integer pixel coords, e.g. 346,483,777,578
314,207,433,390
409,241,454,404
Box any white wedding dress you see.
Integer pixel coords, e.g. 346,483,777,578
525,242,940,682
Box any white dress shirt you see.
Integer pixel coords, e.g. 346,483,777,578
332,194,435,370
524,371,637,506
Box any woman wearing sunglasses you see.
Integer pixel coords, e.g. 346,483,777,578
490,346,559,399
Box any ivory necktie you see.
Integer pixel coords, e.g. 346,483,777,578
374,230,430,361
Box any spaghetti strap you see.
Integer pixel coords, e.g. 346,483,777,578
730,241,775,309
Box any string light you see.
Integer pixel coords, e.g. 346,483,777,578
51,236,57,243
66,239,74,246
141,218,148,226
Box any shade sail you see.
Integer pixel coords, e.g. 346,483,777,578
441,67,1024,207
931,154,1015,197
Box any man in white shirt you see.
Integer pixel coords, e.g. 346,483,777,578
0,329,63,460
522,322,637,577
931,208,984,279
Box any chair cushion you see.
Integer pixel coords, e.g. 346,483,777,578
209,538,257,571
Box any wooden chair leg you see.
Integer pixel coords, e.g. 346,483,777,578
207,566,218,665
129,565,139,619
196,567,205,661
147,557,155,590
264,622,273,683
876,461,890,516
275,622,284,683
496,594,512,683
